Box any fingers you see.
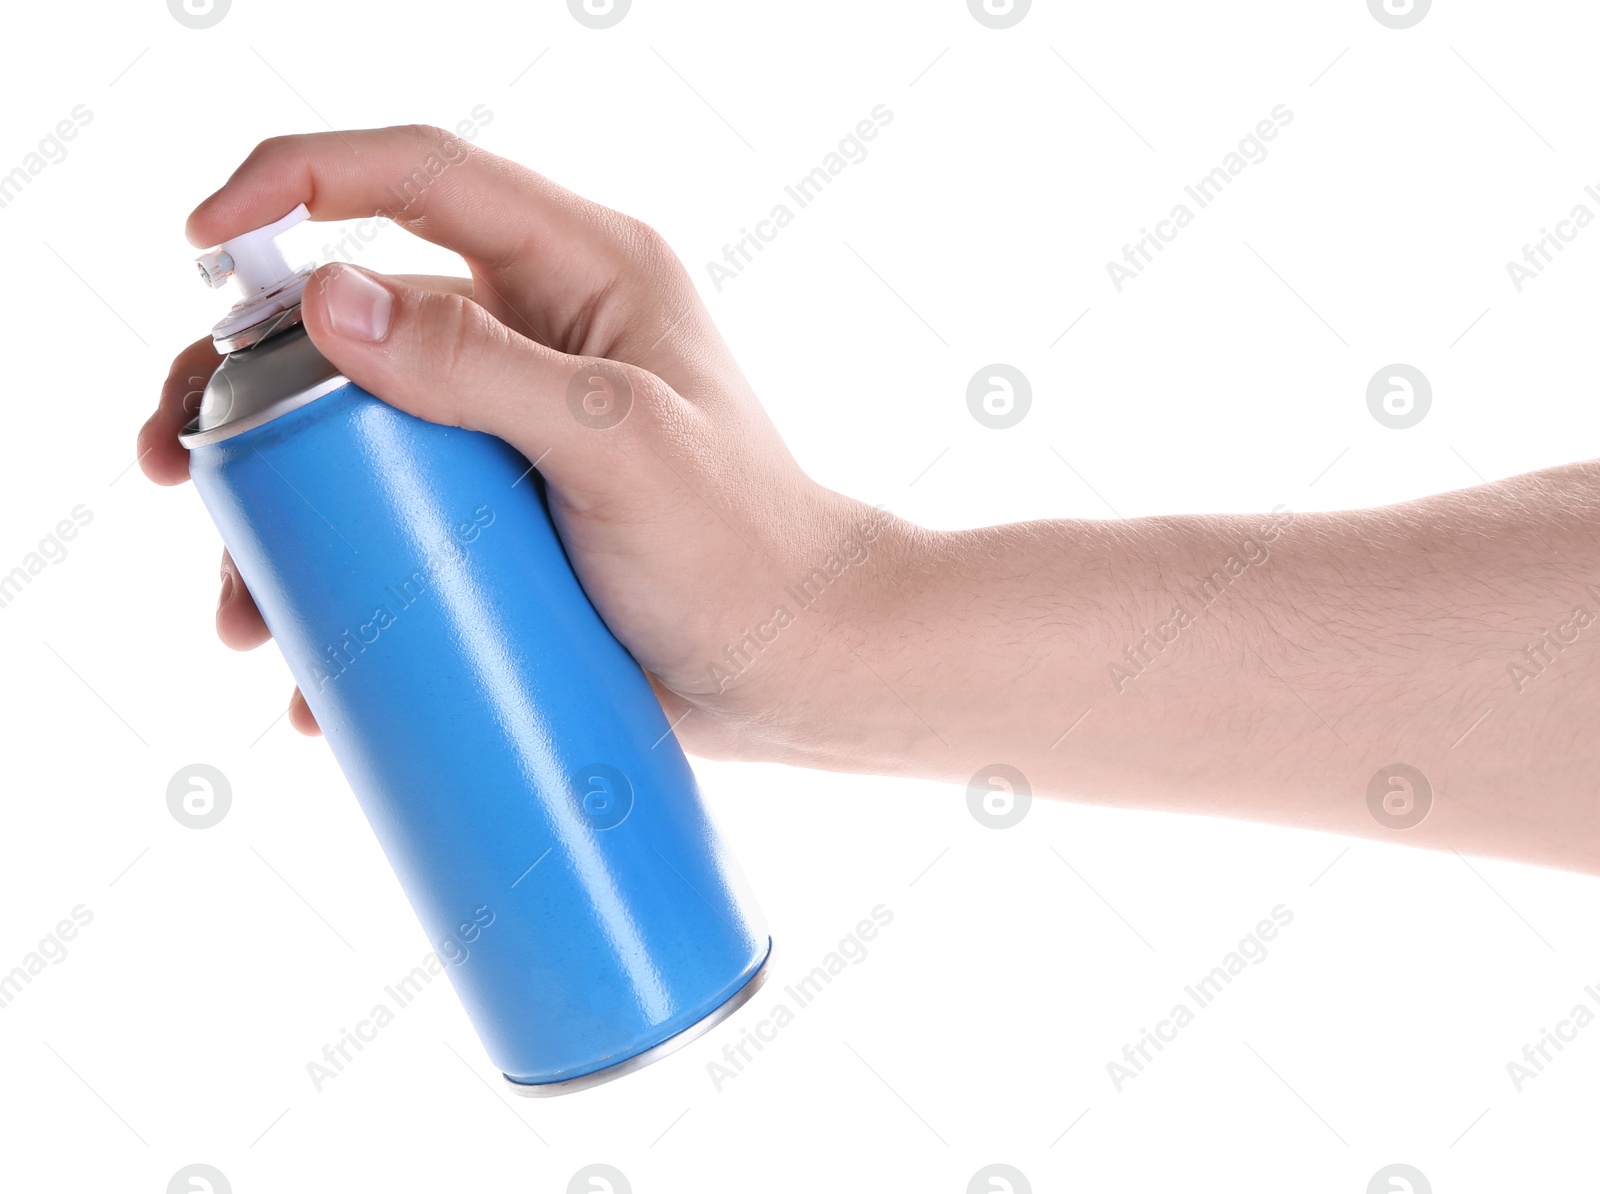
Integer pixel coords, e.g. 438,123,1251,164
215,549,320,740
185,127,726,403
300,263,674,504
184,127,709,370
186,127,616,275
139,336,222,485
214,550,319,738
216,550,271,651
288,688,321,736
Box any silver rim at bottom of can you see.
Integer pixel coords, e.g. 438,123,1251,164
502,940,774,1098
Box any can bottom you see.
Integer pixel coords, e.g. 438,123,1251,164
502,939,774,1098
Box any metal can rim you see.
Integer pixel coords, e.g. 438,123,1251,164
179,373,350,448
501,937,774,1097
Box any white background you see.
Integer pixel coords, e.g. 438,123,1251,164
1,1,1597,1191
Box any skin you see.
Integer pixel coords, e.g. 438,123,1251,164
140,126,1600,876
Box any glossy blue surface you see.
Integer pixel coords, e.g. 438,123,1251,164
190,379,768,1085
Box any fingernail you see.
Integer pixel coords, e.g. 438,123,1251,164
324,265,393,342
218,567,235,609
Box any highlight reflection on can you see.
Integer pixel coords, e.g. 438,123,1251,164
180,206,770,1094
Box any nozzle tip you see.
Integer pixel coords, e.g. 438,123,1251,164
195,249,234,289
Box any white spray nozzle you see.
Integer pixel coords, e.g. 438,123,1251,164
195,204,317,351
195,204,310,296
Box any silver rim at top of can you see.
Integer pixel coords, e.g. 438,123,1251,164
179,321,350,450
502,939,774,1098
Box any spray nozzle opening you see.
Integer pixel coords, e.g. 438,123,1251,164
195,204,317,352
194,203,311,297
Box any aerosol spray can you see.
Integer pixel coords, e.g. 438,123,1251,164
180,205,770,1094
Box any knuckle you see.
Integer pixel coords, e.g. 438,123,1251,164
422,291,504,389
561,355,674,440
398,122,450,147
616,216,689,281
624,216,670,256
615,363,680,435
247,132,310,164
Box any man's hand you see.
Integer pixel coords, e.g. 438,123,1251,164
141,125,1600,875
139,125,912,760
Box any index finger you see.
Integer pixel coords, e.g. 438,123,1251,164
186,125,615,272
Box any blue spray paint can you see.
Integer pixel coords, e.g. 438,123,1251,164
180,206,770,1094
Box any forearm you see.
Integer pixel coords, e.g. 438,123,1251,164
806,462,1600,873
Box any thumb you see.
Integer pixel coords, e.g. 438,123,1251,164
300,263,654,500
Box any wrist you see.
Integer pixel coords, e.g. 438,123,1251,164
753,505,961,775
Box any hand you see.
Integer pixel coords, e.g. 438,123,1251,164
139,125,914,764
139,129,1600,875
